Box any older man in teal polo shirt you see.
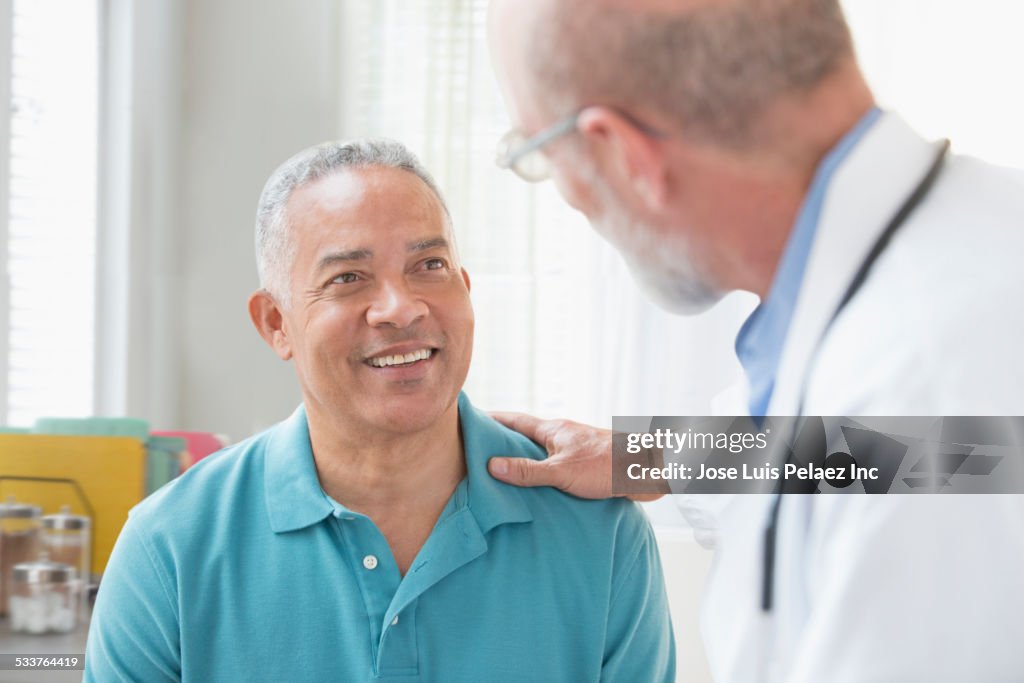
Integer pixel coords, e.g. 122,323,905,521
84,139,674,682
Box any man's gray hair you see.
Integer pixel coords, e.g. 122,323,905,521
530,0,854,149
254,138,451,305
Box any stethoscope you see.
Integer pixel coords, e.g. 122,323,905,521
760,138,952,616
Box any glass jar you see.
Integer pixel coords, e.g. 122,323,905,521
41,505,91,623
9,554,77,634
0,497,42,617
40,506,90,580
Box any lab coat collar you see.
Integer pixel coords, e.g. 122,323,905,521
263,392,533,534
767,112,941,415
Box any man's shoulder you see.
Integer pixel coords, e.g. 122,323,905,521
525,486,652,563
127,423,276,533
478,411,652,548
810,155,1024,412
527,485,650,544
942,154,1024,213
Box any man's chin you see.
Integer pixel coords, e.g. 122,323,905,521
627,262,724,316
589,208,723,316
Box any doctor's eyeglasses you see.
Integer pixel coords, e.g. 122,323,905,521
495,108,668,183
495,112,580,183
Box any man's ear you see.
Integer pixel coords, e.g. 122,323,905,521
248,290,293,361
576,106,669,210
460,267,471,292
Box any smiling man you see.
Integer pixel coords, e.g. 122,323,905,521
83,139,674,682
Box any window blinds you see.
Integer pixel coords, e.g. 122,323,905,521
2,0,98,426
340,0,604,420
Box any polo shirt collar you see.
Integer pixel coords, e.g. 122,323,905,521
264,404,336,533
457,392,533,533
264,393,533,535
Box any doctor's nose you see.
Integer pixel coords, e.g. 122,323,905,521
365,280,429,329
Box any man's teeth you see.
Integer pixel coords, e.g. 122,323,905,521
368,348,434,368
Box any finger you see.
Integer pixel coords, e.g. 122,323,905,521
488,456,558,489
489,411,547,443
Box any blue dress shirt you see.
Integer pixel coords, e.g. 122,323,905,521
735,108,882,417
84,393,675,682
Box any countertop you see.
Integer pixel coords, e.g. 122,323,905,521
0,610,88,683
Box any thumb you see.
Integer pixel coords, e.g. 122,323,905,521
488,456,553,489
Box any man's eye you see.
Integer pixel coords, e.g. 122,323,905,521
424,258,446,270
332,272,360,284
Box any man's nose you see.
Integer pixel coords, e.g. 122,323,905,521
365,280,429,328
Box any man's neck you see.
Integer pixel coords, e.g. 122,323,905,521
687,59,876,299
305,400,467,527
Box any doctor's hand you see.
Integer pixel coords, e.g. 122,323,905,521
487,412,667,502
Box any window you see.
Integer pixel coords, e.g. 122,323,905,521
339,1,1024,430
340,0,592,419
0,0,99,426
339,0,750,425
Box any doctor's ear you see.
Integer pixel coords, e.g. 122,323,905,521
248,290,293,361
576,106,670,210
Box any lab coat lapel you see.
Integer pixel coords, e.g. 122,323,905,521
768,113,941,416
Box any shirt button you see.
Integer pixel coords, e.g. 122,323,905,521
362,555,378,570
391,615,399,625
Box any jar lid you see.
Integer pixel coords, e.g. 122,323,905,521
0,497,41,519
41,505,90,530
12,558,75,584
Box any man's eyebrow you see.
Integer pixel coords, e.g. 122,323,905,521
316,248,372,271
314,239,448,271
407,237,450,253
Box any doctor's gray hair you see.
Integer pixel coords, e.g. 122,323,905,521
530,0,854,149
254,139,451,306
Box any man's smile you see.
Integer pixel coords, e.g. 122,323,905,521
365,347,436,368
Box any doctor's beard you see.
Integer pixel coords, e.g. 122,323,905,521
577,159,725,316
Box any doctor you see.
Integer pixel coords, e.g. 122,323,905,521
487,0,1024,680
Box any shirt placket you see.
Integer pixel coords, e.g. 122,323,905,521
376,507,488,677
329,481,490,682
331,512,413,679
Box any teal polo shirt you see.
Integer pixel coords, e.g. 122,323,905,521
85,393,675,682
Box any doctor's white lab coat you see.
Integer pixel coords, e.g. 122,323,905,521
681,112,1024,682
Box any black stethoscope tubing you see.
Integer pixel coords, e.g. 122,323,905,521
761,138,952,613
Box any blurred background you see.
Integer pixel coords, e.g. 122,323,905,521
0,1,1022,680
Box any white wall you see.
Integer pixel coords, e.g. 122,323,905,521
175,0,341,438
656,528,714,683
96,0,184,428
